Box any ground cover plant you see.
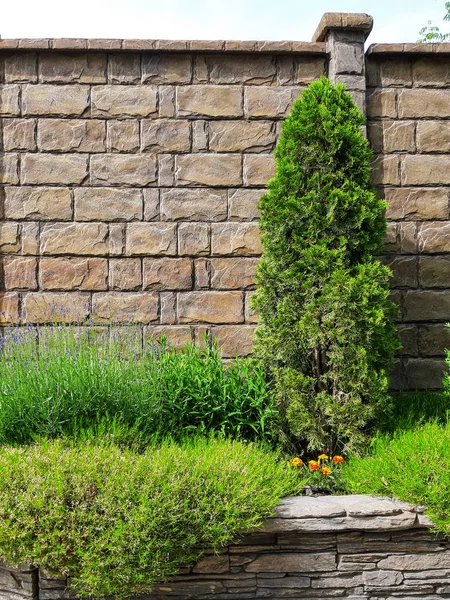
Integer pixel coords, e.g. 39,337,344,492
252,76,399,455
0,326,276,446
0,436,303,598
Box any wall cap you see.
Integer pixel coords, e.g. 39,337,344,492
312,12,373,42
0,38,325,54
368,42,450,55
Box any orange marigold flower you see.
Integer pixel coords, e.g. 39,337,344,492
292,457,303,467
321,467,332,476
333,456,344,463
318,454,329,461
309,460,320,471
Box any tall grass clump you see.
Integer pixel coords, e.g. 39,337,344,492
0,326,276,445
0,436,304,598
252,77,399,454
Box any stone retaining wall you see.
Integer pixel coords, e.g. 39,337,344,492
2,13,450,387
1,494,448,600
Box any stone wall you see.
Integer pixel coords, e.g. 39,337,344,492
2,14,450,386
2,494,449,600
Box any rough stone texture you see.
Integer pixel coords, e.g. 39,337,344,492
10,494,450,600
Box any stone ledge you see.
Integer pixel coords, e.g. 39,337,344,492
0,38,326,54
368,42,450,55
312,12,373,42
261,494,432,533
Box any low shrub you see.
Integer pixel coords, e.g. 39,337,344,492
0,327,276,445
342,420,450,534
0,437,303,598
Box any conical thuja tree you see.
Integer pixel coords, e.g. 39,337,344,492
252,77,400,454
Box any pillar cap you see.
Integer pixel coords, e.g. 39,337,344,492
312,12,373,42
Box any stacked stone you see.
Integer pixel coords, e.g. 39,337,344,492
0,45,325,356
5,495,450,600
366,45,450,389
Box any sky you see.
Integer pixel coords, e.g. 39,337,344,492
0,0,448,44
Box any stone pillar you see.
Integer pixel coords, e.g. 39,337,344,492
312,13,373,114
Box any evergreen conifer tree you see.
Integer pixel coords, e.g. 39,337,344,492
252,77,400,454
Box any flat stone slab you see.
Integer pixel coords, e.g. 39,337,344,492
264,495,428,533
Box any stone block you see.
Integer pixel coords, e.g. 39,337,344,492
126,222,177,256
367,122,383,153
178,222,210,255
195,258,210,288
0,84,21,116
161,188,227,221
192,120,208,152
0,222,21,253
371,155,400,186
4,187,72,221
37,118,105,152
212,223,262,256
176,154,242,186
4,53,37,82
91,85,157,117
312,573,364,588
108,53,141,83
144,189,160,221
192,554,230,573
417,120,450,152
418,221,450,253
160,292,177,324
246,552,336,573
397,324,418,356
39,53,106,83
379,551,450,570
366,89,397,118
229,189,262,221
3,118,37,151
159,86,175,117
398,89,450,118
158,154,175,186
332,42,364,75
141,119,190,152
0,153,19,184
22,222,40,255
420,255,450,288
177,85,243,118
211,325,256,357
206,54,276,84
294,56,326,84
143,325,193,349
3,257,37,290
22,84,89,116
40,223,108,256
419,324,450,357
21,153,88,185
143,258,193,290
142,54,192,84
402,155,450,186
243,154,276,186
364,570,404,587
245,291,258,323
245,86,301,118
380,255,418,288
90,154,156,186
399,221,418,253
382,120,415,153
208,120,276,153
210,258,259,289
0,293,20,323
92,292,159,323
177,291,244,324
404,290,450,321
22,292,89,323
109,223,125,256
106,120,140,152
413,57,450,86
39,257,108,290
109,258,142,290
379,58,412,86
385,188,449,221
382,222,399,253
74,188,142,221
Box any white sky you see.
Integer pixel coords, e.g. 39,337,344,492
0,0,448,44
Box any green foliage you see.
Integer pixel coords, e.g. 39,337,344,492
377,391,450,434
0,436,303,598
0,326,276,446
418,2,450,42
252,78,399,455
342,420,450,534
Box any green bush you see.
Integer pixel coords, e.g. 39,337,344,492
0,327,276,445
342,421,450,534
0,437,303,597
252,77,399,454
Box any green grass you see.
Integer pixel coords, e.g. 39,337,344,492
342,420,450,534
0,326,276,446
375,391,450,434
0,436,303,598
